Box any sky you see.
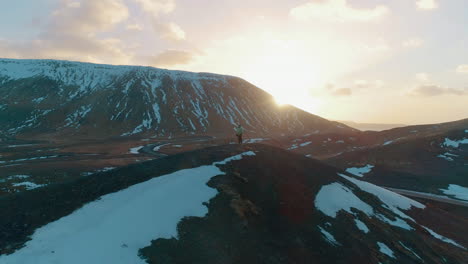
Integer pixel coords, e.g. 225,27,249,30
0,0,467,125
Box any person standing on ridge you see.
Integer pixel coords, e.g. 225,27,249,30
234,124,244,144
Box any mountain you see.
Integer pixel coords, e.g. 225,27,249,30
279,118,468,159
339,121,406,131
0,144,466,264
0,58,355,140
325,127,468,197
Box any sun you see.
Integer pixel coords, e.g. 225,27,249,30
274,96,289,106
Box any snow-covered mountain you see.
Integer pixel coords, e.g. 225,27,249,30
0,58,354,139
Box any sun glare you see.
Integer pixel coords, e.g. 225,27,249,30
236,35,325,113
274,96,288,106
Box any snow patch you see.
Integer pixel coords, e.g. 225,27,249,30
315,182,373,218
345,165,374,177
12,182,46,190
318,226,341,246
288,141,311,150
129,146,144,154
354,219,369,233
153,143,170,152
377,242,395,259
399,242,422,261
245,138,267,144
437,153,454,161
440,184,468,201
81,167,117,177
213,151,256,166
339,174,425,211
7,144,38,148
1,155,59,164
383,140,393,146
443,137,468,148
288,144,299,150
0,175,30,183
32,97,46,103
422,226,466,249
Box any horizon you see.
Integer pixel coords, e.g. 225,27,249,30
1,0,467,125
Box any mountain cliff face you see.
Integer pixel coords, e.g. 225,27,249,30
0,59,354,139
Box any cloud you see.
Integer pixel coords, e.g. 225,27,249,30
402,38,423,48
48,0,129,36
325,83,352,97
456,65,468,74
126,23,144,31
332,88,353,96
132,0,186,42
0,0,132,64
147,50,196,67
354,79,385,89
132,0,175,17
324,79,384,96
154,22,186,41
415,72,429,82
290,0,389,22
416,0,438,10
409,85,468,96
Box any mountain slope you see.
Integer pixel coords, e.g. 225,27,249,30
325,128,468,197
0,59,354,139
279,118,468,159
0,144,466,263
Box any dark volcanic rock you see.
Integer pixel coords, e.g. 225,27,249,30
2,144,464,263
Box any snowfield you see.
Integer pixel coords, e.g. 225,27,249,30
0,151,256,264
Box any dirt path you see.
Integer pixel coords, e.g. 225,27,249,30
386,187,468,208
140,143,169,158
